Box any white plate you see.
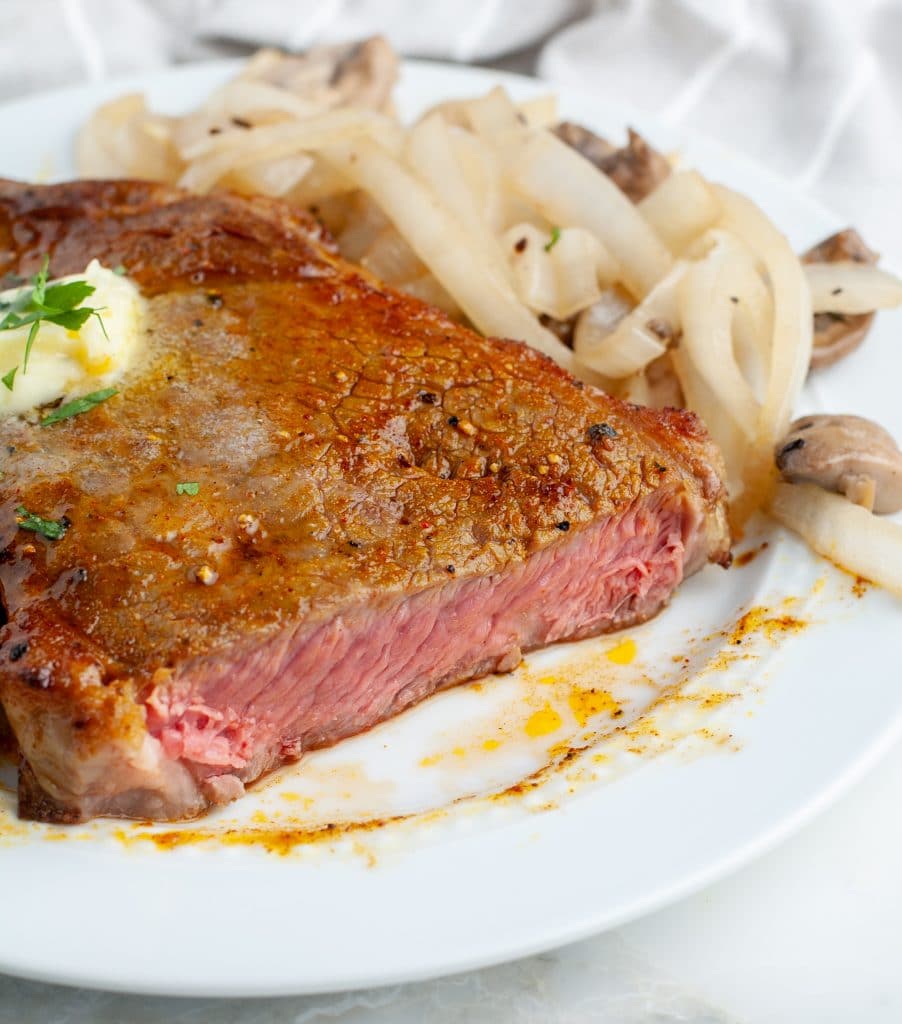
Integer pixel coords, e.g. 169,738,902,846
0,60,900,998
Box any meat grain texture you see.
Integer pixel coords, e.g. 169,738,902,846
0,181,731,823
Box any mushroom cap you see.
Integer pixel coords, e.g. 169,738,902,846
802,229,879,370
240,36,399,114
809,311,874,369
775,414,902,514
553,124,671,203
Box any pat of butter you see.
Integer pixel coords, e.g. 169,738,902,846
0,260,145,418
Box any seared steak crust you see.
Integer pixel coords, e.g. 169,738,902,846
0,180,730,822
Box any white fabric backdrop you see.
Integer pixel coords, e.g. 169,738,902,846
2,0,900,259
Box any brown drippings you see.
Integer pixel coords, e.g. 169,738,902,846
734,541,769,568
5,595,811,854
727,606,807,647
118,810,419,857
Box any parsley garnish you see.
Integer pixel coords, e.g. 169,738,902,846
544,226,562,252
176,481,200,496
1,366,16,391
15,505,69,540
40,387,118,426
0,256,108,373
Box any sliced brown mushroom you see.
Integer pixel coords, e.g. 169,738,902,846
241,36,399,113
775,414,902,514
802,228,879,370
539,312,577,347
553,124,671,203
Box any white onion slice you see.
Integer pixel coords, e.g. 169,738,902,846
497,127,673,298
575,262,685,378
770,483,902,596
638,170,721,255
321,137,573,369
805,261,902,314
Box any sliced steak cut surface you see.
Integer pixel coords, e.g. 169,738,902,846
0,180,731,823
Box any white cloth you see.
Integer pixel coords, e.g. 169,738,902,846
3,0,901,258
539,0,902,263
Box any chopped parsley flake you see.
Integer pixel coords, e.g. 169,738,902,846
16,505,69,540
176,481,200,496
0,256,108,372
544,226,562,252
1,366,16,391
40,388,118,426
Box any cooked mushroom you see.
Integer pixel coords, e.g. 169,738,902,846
553,123,671,203
775,414,902,514
539,312,576,347
802,228,879,370
240,36,399,113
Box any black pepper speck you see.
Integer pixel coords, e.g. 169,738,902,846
587,423,617,441
8,641,28,662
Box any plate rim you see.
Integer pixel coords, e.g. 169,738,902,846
0,56,900,998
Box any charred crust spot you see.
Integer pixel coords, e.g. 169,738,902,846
447,415,459,427
397,455,412,468
6,445,15,455
587,423,617,441
446,564,456,574
193,318,204,328
654,462,667,473
60,516,72,531
730,295,739,304
8,641,28,662
514,237,528,253
417,391,438,404
231,116,252,129
206,292,224,308
348,539,361,548
555,521,570,531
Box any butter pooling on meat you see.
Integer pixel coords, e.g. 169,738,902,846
0,259,145,417
0,180,731,823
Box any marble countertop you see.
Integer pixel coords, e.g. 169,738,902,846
3,738,900,1023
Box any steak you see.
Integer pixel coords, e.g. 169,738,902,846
0,180,731,823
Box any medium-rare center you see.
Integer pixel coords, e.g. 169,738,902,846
0,180,731,823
